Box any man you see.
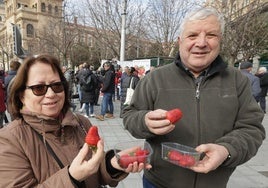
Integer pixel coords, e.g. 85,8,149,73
95,61,115,121
122,7,265,188
239,61,261,101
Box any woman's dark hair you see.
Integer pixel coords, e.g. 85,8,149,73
8,54,70,119
130,67,136,74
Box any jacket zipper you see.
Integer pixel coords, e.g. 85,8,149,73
196,82,201,100
194,80,201,188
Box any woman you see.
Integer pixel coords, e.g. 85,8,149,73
0,54,150,187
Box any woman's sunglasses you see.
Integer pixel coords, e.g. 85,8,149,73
26,82,65,96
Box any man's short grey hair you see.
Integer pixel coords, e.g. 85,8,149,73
178,7,225,37
258,67,267,74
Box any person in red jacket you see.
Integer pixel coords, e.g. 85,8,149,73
115,67,122,100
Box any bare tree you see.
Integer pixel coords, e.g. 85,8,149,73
73,0,148,60
221,2,268,64
145,0,203,57
36,2,81,67
207,0,268,65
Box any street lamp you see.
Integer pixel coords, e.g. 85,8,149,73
120,0,127,61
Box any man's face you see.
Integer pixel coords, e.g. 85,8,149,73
178,15,222,76
104,64,110,70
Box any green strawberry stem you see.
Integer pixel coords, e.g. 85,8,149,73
89,145,97,152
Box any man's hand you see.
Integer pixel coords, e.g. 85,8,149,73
144,109,175,135
190,143,230,173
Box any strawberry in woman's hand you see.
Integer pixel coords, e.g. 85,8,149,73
166,108,183,124
85,126,100,152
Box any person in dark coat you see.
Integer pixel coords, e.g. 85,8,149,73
5,60,21,92
255,67,268,113
3,60,21,123
93,71,103,106
79,64,97,117
0,79,6,128
95,61,115,121
120,67,139,118
239,61,261,101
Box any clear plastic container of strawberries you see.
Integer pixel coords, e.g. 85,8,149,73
162,142,201,168
114,140,153,169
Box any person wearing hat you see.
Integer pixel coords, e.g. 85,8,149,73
240,61,261,101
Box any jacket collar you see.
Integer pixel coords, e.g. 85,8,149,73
174,53,228,78
20,109,78,135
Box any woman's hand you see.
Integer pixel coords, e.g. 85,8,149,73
110,146,152,173
145,109,175,135
69,140,104,181
190,143,229,173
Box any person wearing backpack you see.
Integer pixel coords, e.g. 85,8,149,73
79,63,97,118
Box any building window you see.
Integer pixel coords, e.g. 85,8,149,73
88,35,92,47
55,6,58,14
28,45,33,53
48,4,52,13
26,24,34,38
41,3,46,12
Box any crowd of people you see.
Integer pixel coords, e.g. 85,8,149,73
68,60,147,121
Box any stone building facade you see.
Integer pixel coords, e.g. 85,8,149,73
0,0,63,69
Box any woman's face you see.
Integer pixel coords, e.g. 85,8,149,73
21,62,65,118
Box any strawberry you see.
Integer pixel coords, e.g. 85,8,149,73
168,150,196,167
166,108,183,124
118,148,150,168
135,148,149,163
178,155,195,167
85,126,100,151
168,150,183,161
119,154,137,168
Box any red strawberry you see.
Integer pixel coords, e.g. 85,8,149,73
166,108,183,124
85,126,100,151
178,155,195,167
184,155,196,166
119,154,137,168
168,150,183,161
135,148,149,163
